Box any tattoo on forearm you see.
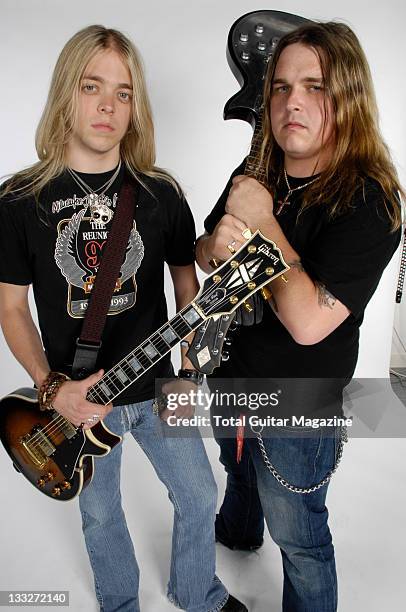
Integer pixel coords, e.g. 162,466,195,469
287,259,305,273
316,282,337,310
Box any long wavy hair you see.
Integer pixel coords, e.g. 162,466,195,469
3,25,178,198
260,22,403,229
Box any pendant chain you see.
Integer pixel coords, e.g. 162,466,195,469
276,168,319,215
67,160,122,205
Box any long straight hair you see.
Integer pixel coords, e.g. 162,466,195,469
260,22,403,229
3,25,179,198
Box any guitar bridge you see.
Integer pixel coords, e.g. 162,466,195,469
20,427,56,469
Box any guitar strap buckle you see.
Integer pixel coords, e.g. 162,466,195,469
72,339,102,380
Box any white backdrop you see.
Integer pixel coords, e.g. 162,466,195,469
1,1,405,611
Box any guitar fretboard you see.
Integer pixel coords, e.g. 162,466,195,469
86,304,204,405
244,113,267,186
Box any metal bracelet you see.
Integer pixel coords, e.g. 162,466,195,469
255,425,348,494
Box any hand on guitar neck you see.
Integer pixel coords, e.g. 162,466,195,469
50,369,112,430
197,213,249,272
225,175,275,234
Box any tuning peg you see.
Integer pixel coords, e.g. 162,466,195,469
239,32,249,42
255,23,264,34
222,352,230,362
261,286,272,301
243,301,253,313
241,51,250,61
225,338,232,346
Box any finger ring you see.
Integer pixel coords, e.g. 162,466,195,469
86,413,100,424
242,228,252,240
227,243,236,254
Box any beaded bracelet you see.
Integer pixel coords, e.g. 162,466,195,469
38,371,70,411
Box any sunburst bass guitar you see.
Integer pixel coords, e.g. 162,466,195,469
0,232,288,501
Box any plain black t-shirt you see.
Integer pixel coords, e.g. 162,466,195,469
204,160,401,381
0,165,196,405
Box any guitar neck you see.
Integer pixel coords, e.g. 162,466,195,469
243,112,268,187
86,303,205,405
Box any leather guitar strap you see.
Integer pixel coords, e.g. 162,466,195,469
72,174,137,380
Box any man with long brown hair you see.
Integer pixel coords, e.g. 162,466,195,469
196,21,402,612
0,25,247,612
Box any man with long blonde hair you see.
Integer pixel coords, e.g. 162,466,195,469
196,21,402,612
0,25,247,612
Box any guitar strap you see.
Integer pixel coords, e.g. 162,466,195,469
72,172,138,380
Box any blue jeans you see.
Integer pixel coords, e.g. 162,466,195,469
214,426,340,612
79,400,228,612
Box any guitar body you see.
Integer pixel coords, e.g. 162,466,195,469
0,388,121,501
225,10,310,126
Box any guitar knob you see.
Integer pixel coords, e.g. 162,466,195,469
37,478,45,488
222,351,230,362
61,481,72,490
52,487,61,497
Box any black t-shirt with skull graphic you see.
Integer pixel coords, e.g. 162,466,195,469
0,165,196,405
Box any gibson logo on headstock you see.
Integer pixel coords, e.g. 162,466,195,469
258,243,280,264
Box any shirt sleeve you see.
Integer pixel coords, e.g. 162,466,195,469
204,160,247,235
302,182,401,319
0,194,33,285
162,184,197,266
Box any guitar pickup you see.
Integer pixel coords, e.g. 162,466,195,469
20,427,56,469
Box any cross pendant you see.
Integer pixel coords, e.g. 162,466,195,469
276,198,290,215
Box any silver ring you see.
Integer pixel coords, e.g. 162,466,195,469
86,413,100,424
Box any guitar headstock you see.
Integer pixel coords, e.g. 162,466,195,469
225,10,311,128
195,231,289,319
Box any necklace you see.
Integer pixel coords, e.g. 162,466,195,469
275,168,319,215
67,160,122,206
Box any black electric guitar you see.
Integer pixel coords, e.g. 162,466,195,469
187,10,310,373
0,232,288,501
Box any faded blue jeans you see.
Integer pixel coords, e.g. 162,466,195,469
214,425,340,612
79,400,228,612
